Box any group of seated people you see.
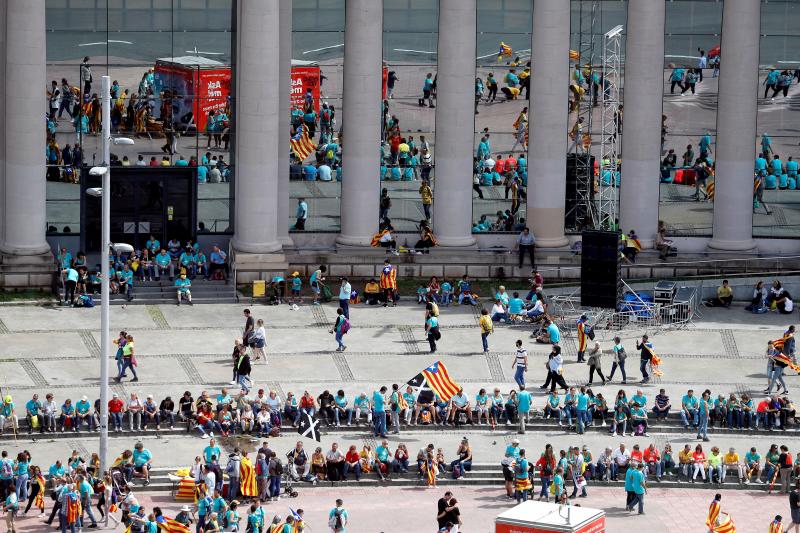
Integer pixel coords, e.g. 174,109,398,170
55,239,230,302
299,438,472,485
472,211,526,233
744,279,795,314
539,386,799,436
506,440,800,497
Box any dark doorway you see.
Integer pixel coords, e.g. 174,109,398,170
82,167,196,253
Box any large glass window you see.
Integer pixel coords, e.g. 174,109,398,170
380,0,438,235
45,0,235,239
658,0,722,237
291,0,344,232
754,0,800,238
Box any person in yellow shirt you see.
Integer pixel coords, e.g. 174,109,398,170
722,447,743,483
479,308,494,353
705,279,733,308
363,278,381,306
418,179,433,220
678,444,693,481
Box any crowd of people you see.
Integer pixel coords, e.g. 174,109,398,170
55,238,230,306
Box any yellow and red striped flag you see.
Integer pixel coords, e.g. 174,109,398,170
65,494,82,525
769,518,784,533
34,474,45,511
290,125,316,162
706,500,720,529
713,513,736,533
773,352,800,372
421,361,461,402
239,456,258,498
175,478,196,501
158,516,190,533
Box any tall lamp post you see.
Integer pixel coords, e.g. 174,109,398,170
87,75,134,473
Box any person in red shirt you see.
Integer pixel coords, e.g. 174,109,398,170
643,444,662,481
495,155,506,174
300,391,317,419
343,444,361,481
506,154,517,171
630,444,644,467
108,393,125,432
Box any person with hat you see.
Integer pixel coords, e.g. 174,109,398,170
290,272,302,304
75,395,94,433
0,396,17,437
174,505,193,527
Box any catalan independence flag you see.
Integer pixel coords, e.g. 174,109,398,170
769,518,784,533
158,516,190,533
773,352,800,372
421,361,461,402
66,492,82,525
773,332,793,353
290,125,316,162
497,42,512,61
239,456,258,498
706,500,721,529
713,513,736,533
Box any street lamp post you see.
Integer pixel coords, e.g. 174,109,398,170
91,75,134,473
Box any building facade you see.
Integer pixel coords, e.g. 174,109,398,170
1,0,799,287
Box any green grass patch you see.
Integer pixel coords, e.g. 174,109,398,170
0,289,55,302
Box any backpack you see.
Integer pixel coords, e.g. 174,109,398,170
341,318,351,334
0,461,12,478
274,461,283,476
634,424,645,436
586,326,595,340
452,464,462,479
255,461,263,476
322,109,330,122
419,410,432,424
328,510,344,530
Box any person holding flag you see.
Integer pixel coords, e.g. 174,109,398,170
636,335,655,384
239,450,258,500
706,493,722,532
576,315,590,362
497,42,513,62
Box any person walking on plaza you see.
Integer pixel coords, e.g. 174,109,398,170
330,308,349,352
419,179,433,221
626,463,646,514
789,481,800,531
516,227,535,270
479,308,494,353
380,259,397,307
637,334,654,384
587,341,606,385
418,73,435,108
328,499,348,533
512,340,528,389
338,277,352,319
576,315,590,362
426,310,440,353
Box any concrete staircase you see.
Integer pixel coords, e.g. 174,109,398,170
109,278,237,305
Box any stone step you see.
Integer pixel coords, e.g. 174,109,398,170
4,419,795,443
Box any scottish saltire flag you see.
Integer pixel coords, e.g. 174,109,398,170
298,411,321,442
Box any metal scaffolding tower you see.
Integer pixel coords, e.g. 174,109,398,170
597,24,623,230
566,0,600,232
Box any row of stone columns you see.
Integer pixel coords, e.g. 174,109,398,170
0,0,766,265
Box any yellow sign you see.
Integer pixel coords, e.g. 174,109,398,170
253,280,266,297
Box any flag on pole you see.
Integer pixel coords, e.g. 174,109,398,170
290,125,316,162
297,411,321,442
407,361,462,403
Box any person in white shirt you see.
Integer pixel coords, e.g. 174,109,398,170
251,319,267,361
490,300,509,322
318,164,332,181
338,278,352,319
610,443,631,481
43,394,58,432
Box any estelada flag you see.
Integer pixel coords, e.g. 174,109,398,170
706,500,721,529
497,42,512,60
769,518,784,533
239,456,258,498
773,352,800,373
713,513,736,533
158,516,190,533
773,332,793,352
65,493,82,525
407,361,462,403
290,125,316,162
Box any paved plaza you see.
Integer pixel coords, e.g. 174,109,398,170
1,298,800,530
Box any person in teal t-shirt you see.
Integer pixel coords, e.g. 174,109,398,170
174,274,192,305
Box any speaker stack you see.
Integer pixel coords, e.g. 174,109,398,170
580,230,622,309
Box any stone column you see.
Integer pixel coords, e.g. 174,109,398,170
231,0,281,254
1,0,49,256
527,0,570,248
431,0,476,247
619,0,665,248
336,0,383,247
277,0,292,246
708,0,759,251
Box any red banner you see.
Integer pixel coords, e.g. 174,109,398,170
290,66,321,113
196,69,231,130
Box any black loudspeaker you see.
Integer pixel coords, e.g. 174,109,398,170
565,154,596,230
581,230,621,309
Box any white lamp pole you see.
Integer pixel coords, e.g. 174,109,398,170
99,75,111,473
